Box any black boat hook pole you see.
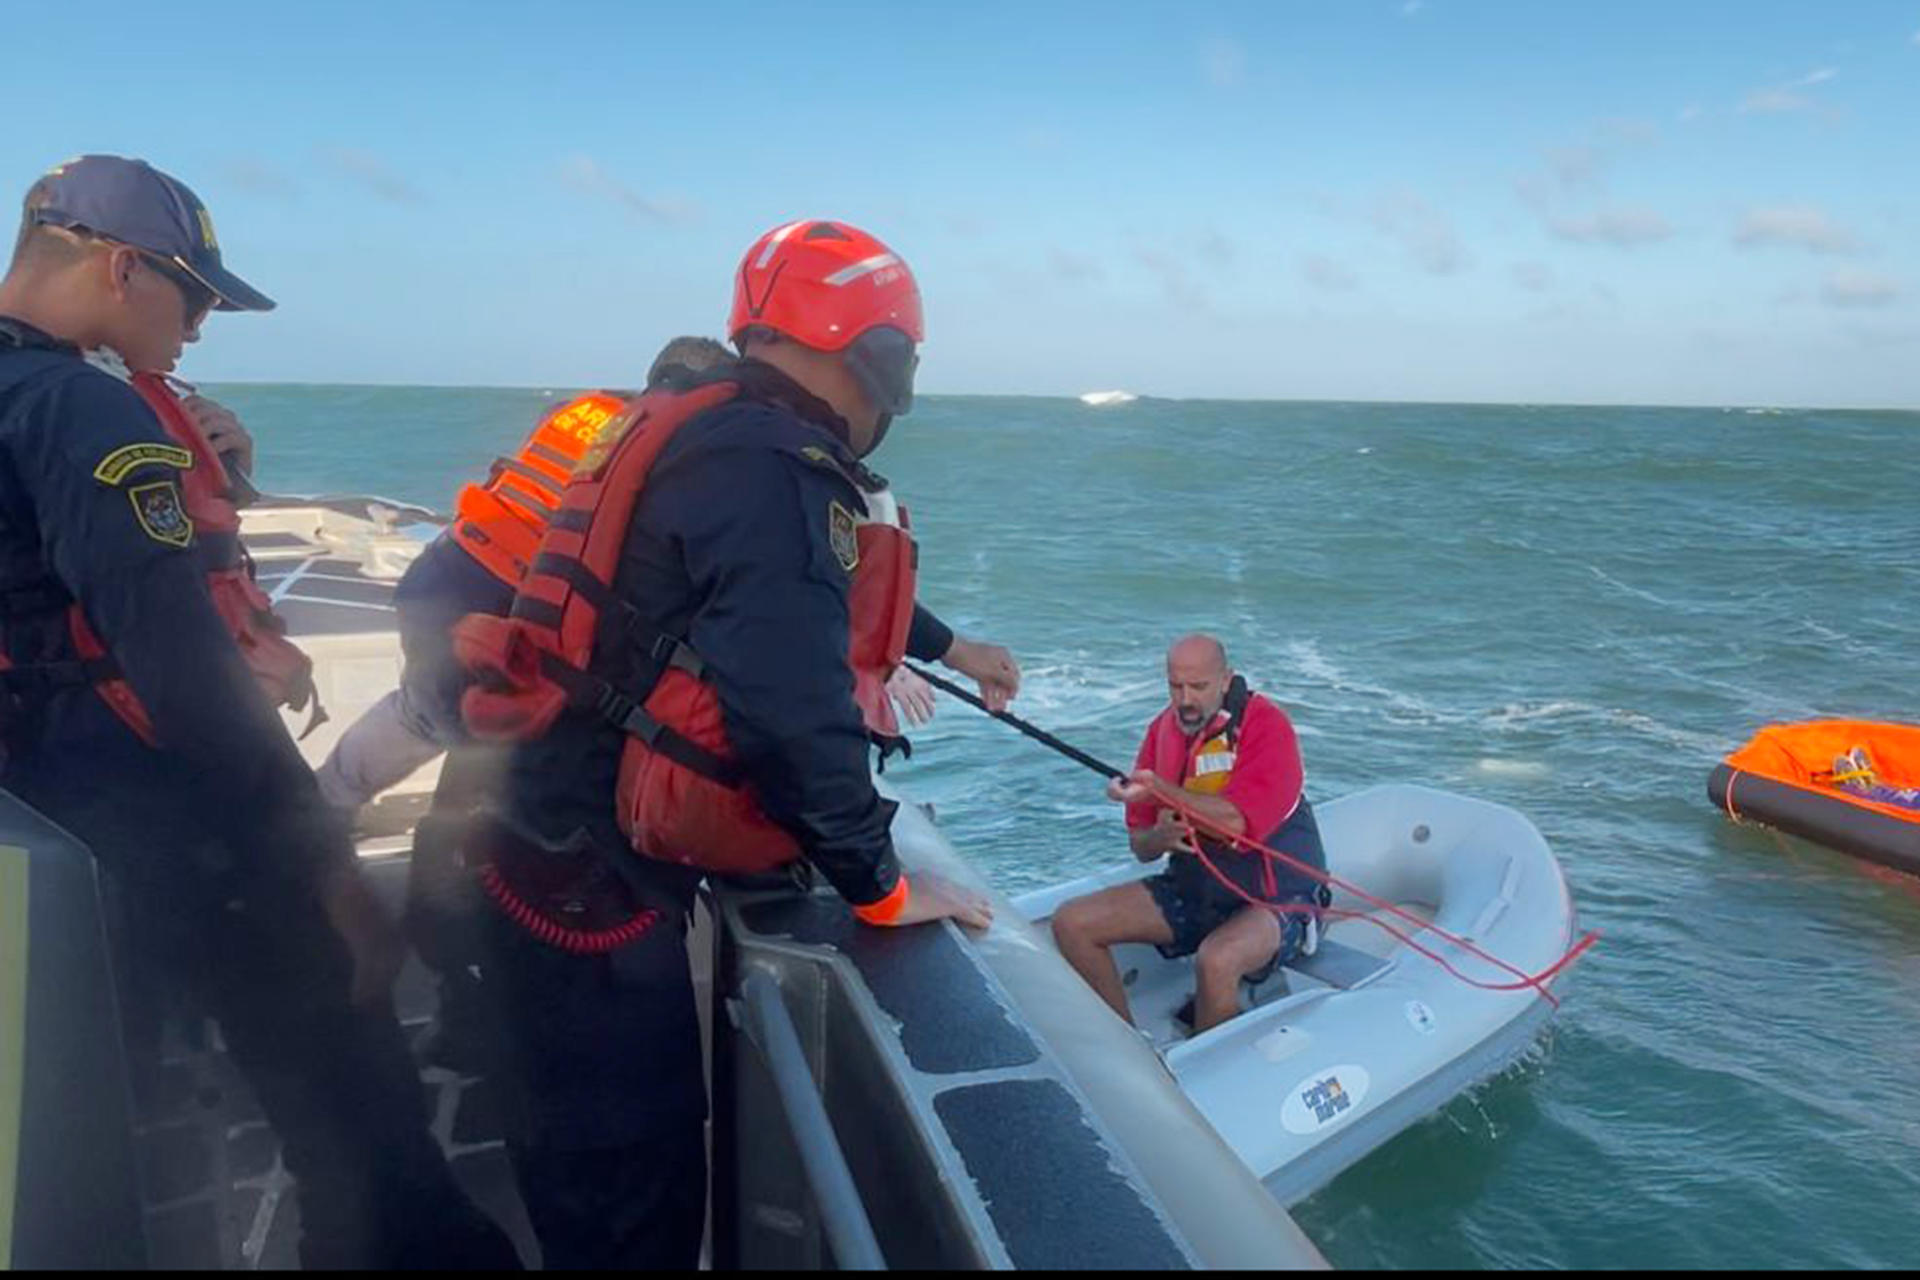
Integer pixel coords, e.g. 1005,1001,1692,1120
903,663,1125,782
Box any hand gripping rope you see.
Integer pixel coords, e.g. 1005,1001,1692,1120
905,664,1598,1007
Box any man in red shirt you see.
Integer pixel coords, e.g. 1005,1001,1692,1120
1052,634,1328,1033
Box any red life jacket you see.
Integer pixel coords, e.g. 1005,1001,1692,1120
452,379,917,876
90,374,320,743
447,391,631,588
0,372,317,747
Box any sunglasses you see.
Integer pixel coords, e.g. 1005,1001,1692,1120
42,222,219,327
136,251,219,327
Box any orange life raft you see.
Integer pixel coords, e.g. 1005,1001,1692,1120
1709,719,1920,876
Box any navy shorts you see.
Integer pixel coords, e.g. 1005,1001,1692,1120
1144,856,1316,964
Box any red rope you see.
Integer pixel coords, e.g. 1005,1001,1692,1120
1155,790,1598,1008
479,862,660,955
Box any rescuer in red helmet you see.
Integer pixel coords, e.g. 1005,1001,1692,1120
454,221,1001,1268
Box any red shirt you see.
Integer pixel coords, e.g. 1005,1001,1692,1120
1124,693,1305,842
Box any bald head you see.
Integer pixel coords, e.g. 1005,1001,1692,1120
1169,633,1228,675
1165,633,1233,733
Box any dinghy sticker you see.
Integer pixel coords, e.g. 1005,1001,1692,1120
1405,1000,1437,1035
1283,1065,1371,1135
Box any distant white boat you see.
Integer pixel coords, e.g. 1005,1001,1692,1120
1080,390,1138,407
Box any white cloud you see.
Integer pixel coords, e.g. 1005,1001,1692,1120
1048,248,1102,282
319,147,422,204
1597,117,1661,146
1134,249,1212,313
223,158,297,199
1679,103,1704,123
1017,127,1064,154
1512,261,1554,292
1739,66,1840,114
1733,206,1858,255
1821,269,1900,308
1518,122,1656,210
558,155,696,224
1544,144,1603,188
1372,192,1468,274
1199,37,1246,89
1306,190,1347,221
1550,207,1674,247
1300,255,1358,291
1401,1,1425,15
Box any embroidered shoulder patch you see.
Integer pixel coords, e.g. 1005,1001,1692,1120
827,500,859,572
94,442,193,487
129,480,193,548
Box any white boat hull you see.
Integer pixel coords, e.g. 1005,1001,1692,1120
1014,784,1578,1206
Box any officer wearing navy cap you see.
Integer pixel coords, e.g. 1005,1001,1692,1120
0,156,517,1269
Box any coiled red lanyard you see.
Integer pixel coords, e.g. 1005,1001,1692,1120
478,862,660,955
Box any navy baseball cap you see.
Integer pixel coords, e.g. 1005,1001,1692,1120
27,155,274,312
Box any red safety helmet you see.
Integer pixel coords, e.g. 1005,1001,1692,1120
730,219,923,419
729,219,924,353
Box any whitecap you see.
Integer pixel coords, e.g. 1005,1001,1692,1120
1476,758,1552,779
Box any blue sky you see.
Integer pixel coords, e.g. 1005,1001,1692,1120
8,1,1918,406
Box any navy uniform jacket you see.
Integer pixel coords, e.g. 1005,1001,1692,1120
0,318,347,903
500,361,949,911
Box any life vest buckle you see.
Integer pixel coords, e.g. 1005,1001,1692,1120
648,632,704,679
590,681,669,748
593,682,639,728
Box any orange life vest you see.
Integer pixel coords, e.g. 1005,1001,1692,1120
447,391,631,587
452,379,917,876
0,372,317,747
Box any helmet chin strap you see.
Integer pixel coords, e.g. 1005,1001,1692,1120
859,412,894,458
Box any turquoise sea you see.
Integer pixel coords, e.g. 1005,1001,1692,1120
225,385,1920,1270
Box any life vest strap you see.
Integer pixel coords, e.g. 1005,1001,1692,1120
533,652,742,786
524,552,708,680
528,551,615,609
620,615,705,680
195,529,244,571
